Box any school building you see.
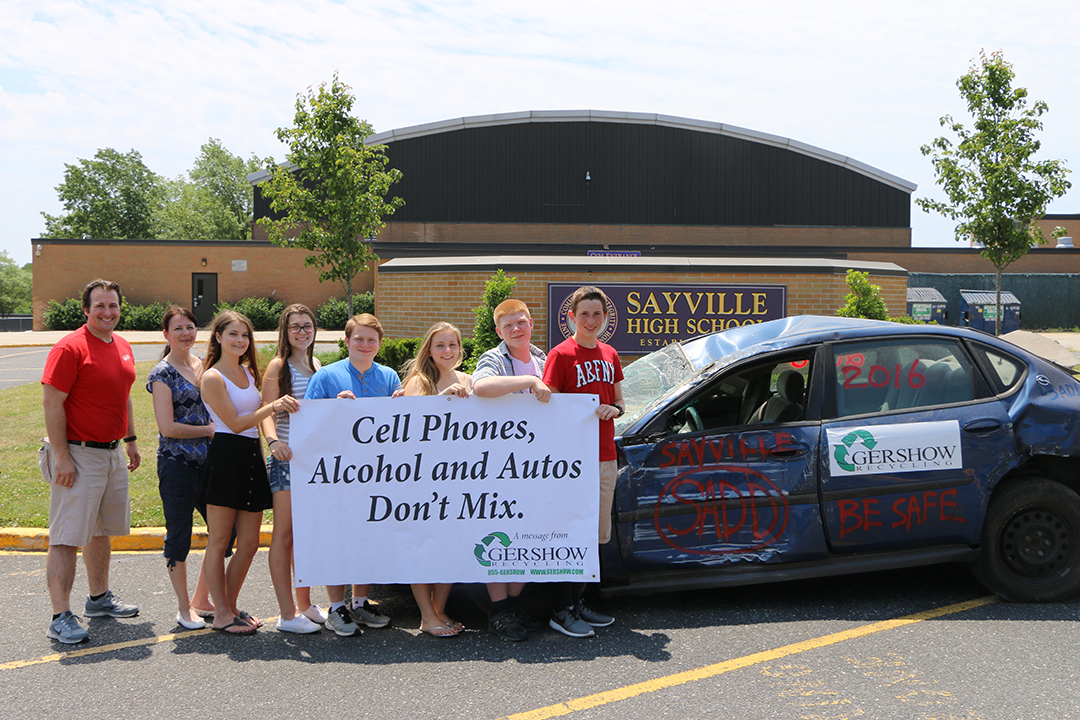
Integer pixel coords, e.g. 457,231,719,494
31,110,1079,350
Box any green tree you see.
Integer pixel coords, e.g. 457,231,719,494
153,175,245,240
463,270,517,372
0,252,33,316
190,138,263,239
916,50,1071,334
258,74,404,315
836,269,889,321
41,148,162,239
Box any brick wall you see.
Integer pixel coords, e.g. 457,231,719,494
376,265,907,351
32,240,374,330
365,221,912,248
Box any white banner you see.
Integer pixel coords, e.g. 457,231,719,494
289,394,601,586
827,420,963,476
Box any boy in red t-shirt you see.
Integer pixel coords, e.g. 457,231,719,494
542,286,624,637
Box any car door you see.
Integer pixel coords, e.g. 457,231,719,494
614,347,828,575
820,335,1016,552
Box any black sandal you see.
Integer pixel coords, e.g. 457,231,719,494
212,617,257,635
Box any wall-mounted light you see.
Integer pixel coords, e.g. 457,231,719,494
585,171,591,182
35,244,42,257
201,258,207,267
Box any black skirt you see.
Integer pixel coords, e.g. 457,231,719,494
199,433,272,512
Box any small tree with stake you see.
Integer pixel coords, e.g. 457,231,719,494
916,50,1070,335
258,73,404,316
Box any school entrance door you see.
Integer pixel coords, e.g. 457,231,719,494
192,273,218,327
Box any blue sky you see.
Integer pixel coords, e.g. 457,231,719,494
2,0,1078,266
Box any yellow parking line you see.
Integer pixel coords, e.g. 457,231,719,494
499,596,998,720
0,348,49,359
0,612,282,672
0,628,215,671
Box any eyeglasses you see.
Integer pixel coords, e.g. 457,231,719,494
288,324,315,334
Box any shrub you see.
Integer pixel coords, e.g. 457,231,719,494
464,270,516,372
214,297,286,330
43,298,86,330
836,269,889,321
317,293,374,330
329,335,477,378
121,302,172,331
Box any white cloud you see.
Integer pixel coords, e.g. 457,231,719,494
2,0,1078,266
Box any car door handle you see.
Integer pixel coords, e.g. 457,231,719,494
963,419,1003,435
770,442,809,458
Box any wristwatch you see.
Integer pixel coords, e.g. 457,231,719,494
611,403,624,418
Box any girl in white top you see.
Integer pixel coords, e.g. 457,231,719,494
261,304,325,634
200,311,299,635
400,322,472,637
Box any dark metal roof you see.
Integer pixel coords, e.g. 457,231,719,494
907,287,947,303
251,110,914,230
960,290,1021,305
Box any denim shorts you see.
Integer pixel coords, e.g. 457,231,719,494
267,455,291,493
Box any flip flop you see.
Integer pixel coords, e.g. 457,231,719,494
238,610,263,628
212,617,257,635
192,607,215,619
421,624,459,638
444,618,465,633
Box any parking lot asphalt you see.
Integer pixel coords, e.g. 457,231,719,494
1,550,1077,720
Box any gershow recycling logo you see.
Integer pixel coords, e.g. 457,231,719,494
833,429,877,472
472,531,589,577
826,421,963,477
474,532,511,567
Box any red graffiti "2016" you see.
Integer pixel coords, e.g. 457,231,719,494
655,466,790,554
837,489,965,538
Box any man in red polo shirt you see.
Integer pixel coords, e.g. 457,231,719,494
41,279,141,644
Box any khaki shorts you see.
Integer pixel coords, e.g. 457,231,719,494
42,440,131,547
599,459,617,545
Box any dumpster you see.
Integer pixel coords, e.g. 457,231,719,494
960,289,1021,334
906,288,948,324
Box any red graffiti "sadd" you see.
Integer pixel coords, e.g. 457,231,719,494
654,466,790,555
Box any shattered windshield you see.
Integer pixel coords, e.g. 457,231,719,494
615,342,698,435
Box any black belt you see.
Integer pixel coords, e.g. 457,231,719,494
69,439,121,450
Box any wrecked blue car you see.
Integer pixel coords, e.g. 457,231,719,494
602,315,1080,602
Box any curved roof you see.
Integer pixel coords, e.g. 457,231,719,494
368,110,916,193
250,109,915,194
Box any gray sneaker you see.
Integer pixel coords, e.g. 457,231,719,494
84,590,139,618
575,598,615,627
350,600,390,628
325,605,362,637
549,606,595,638
47,611,89,644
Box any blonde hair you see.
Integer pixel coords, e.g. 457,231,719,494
401,322,462,396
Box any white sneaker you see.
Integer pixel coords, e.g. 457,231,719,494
277,614,321,634
300,604,329,625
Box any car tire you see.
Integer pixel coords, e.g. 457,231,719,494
976,478,1080,602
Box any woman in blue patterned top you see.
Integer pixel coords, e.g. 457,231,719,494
261,304,324,634
147,306,216,630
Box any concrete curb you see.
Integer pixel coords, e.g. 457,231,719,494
0,525,274,552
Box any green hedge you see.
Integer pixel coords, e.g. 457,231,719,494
43,299,176,331
316,293,375,330
328,335,478,377
213,297,286,331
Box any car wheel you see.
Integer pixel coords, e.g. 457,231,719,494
976,478,1080,602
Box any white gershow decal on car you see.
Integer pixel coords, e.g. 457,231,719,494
827,420,963,476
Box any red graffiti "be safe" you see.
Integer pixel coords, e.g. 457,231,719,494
837,489,966,538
